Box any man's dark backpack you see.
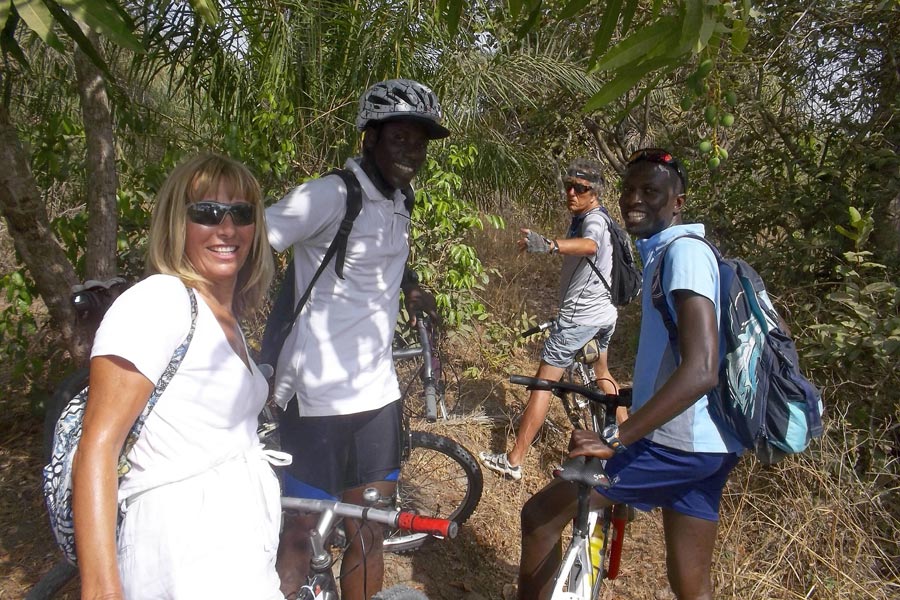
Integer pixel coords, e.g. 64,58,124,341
259,169,414,367
586,209,642,307
652,234,824,464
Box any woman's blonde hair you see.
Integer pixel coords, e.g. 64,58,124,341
146,152,273,318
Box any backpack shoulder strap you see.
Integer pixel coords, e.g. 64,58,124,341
327,168,363,280
650,233,720,351
584,209,612,293
401,185,415,215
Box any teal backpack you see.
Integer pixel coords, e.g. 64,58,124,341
652,235,824,464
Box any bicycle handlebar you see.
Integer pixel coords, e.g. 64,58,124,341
509,375,633,409
520,319,555,338
280,496,457,539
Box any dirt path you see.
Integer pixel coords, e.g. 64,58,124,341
1,365,670,600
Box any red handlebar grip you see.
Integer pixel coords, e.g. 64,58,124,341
396,513,458,538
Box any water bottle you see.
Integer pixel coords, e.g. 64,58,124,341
587,513,606,584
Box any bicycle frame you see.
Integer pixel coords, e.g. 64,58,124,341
392,314,443,421
280,496,456,599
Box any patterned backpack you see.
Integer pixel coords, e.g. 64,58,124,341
652,235,823,464
42,287,197,564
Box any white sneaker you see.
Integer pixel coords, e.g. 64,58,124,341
479,451,523,481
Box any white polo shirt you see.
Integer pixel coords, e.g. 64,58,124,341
265,158,411,416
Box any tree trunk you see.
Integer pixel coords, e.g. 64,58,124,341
74,29,119,281
0,106,89,363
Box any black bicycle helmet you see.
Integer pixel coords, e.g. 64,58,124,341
356,79,450,140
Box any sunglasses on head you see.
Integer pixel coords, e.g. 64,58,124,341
186,201,255,227
626,148,688,191
564,182,594,195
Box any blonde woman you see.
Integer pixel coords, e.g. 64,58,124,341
72,153,282,599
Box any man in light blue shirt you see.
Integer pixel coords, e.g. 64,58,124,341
518,149,742,600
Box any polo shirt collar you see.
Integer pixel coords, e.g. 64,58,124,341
344,158,407,204
635,223,706,264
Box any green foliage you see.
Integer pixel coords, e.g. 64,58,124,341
804,209,900,378
408,144,505,329
0,270,42,386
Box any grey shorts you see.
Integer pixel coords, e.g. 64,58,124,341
540,320,616,368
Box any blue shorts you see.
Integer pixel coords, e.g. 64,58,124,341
279,399,402,500
598,439,740,522
541,320,615,368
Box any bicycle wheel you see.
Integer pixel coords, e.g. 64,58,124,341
561,365,596,432
25,559,79,600
370,585,429,599
384,431,482,553
43,368,91,462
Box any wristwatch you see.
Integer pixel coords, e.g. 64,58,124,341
601,424,627,454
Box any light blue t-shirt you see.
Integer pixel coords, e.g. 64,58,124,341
632,224,743,453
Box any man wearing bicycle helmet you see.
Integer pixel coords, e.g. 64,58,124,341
518,149,742,600
480,158,622,481
265,79,447,600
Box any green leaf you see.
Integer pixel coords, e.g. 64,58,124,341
590,0,623,62
680,0,703,51
55,0,143,53
12,0,63,51
0,0,11,29
516,3,543,37
585,55,676,111
558,0,591,20
508,0,523,19
848,206,862,224
0,11,30,68
620,0,638,34
731,18,749,51
187,0,219,26
445,0,463,35
697,9,716,52
652,0,663,17
42,1,116,77
592,16,680,72
863,282,895,295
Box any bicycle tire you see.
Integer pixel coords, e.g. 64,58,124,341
370,584,430,599
384,431,482,553
42,368,91,463
561,366,596,433
25,559,78,600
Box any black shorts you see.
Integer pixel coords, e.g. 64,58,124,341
279,398,402,500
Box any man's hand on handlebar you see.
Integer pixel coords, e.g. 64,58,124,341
568,429,615,461
402,284,442,328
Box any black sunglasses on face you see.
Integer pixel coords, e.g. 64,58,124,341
186,201,255,227
564,182,594,195
626,148,688,191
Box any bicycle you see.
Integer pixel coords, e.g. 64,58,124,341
259,313,482,555
519,319,613,433
508,375,632,599
280,493,457,599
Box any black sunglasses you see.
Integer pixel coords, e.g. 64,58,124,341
626,148,688,191
564,182,594,195
186,201,255,227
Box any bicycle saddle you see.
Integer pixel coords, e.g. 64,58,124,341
556,455,612,489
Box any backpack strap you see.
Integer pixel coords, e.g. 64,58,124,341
650,233,721,357
329,169,363,280
259,169,364,367
583,210,613,295
117,286,198,476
